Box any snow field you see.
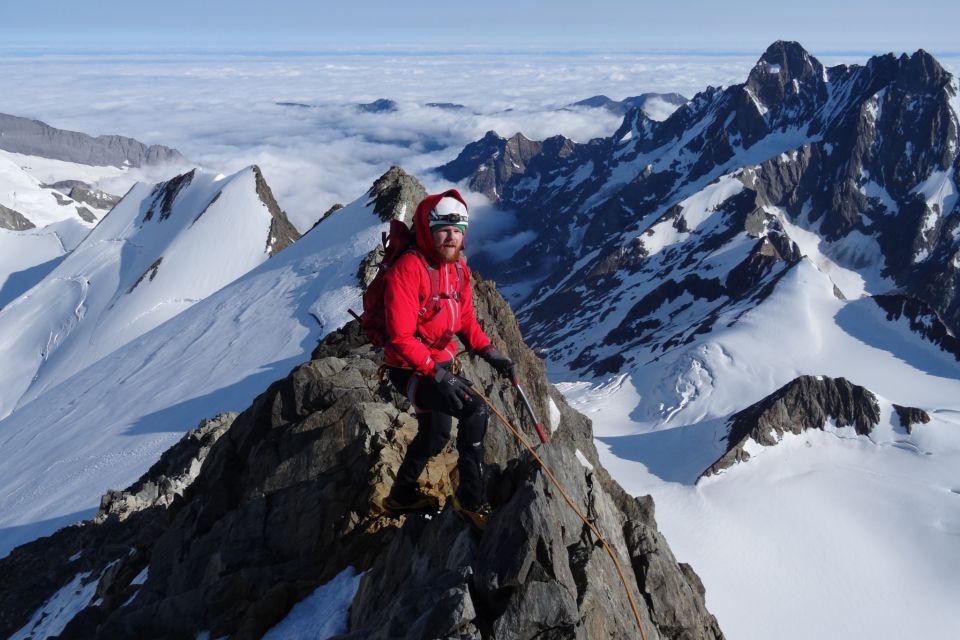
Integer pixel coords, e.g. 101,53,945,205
0,189,389,558
565,258,960,640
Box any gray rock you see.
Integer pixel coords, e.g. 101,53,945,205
0,203,35,230
253,165,301,256
892,404,931,434
75,205,98,223
96,413,237,523
703,375,882,477
0,112,186,168
68,185,121,211
355,166,427,288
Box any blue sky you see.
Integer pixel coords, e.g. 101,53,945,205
4,0,959,54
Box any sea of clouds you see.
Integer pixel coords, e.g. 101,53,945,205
2,49,956,231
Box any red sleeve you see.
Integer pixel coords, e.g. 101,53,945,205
457,266,492,353
384,254,438,376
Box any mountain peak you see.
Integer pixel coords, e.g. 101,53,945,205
368,165,427,223
749,40,823,86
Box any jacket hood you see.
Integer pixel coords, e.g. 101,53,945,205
413,189,469,265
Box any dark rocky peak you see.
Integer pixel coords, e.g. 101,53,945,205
437,130,575,203
252,165,301,256
748,40,824,88
367,164,427,223
895,49,950,92
142,169,195,222
0,271,723,639
358,166,429,286
702,375,927,478
438,130,508,183
357,98,398,113
739,41,827,137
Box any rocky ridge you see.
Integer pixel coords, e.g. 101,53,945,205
0,239,723,639
703,375,929,477
0,112,186,168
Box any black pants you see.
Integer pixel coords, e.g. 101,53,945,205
387,366,490,510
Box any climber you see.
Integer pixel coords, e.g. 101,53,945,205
381,190,515,529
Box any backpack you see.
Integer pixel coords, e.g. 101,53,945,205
353,219,465,348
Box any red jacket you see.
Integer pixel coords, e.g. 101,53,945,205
384,191,491,375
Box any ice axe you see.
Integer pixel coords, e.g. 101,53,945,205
512,376,549,444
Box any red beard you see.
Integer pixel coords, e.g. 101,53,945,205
439,245,462,263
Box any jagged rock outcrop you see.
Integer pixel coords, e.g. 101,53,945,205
253,165,301,255
357,166,428,287
0,272,723,640
95,413,237,523
44,180,123,211
0,112,186,167
439,130,575,202
0,202,35,230
892,404,932,433
703,375,882,477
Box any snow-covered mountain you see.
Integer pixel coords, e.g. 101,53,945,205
438,41,960,639
0,166,417,558
568,92,688,119
0,165,299,420
1,115,191,307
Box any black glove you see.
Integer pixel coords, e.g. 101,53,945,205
480,345,516,381
433,367,474,412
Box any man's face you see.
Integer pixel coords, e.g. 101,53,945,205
431,225,464,263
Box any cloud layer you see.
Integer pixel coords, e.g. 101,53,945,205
2,50,956,230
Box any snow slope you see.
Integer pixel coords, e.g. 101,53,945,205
0,166,284,419
0,191,386,558
0,149,123,228
561,258,960,640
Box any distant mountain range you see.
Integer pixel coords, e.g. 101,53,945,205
0,112,185,168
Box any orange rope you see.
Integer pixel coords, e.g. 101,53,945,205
477,390,649,640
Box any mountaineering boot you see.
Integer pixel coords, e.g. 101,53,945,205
382,487,440,516
451,497,491,533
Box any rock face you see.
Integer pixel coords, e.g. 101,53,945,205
439,130,575,202
95,413,236,523
702,375,923,477
357,166,428,287
253,165,301,255
873,294,960,360
0,112,186,168
0,202,35,230
0,273,723,639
